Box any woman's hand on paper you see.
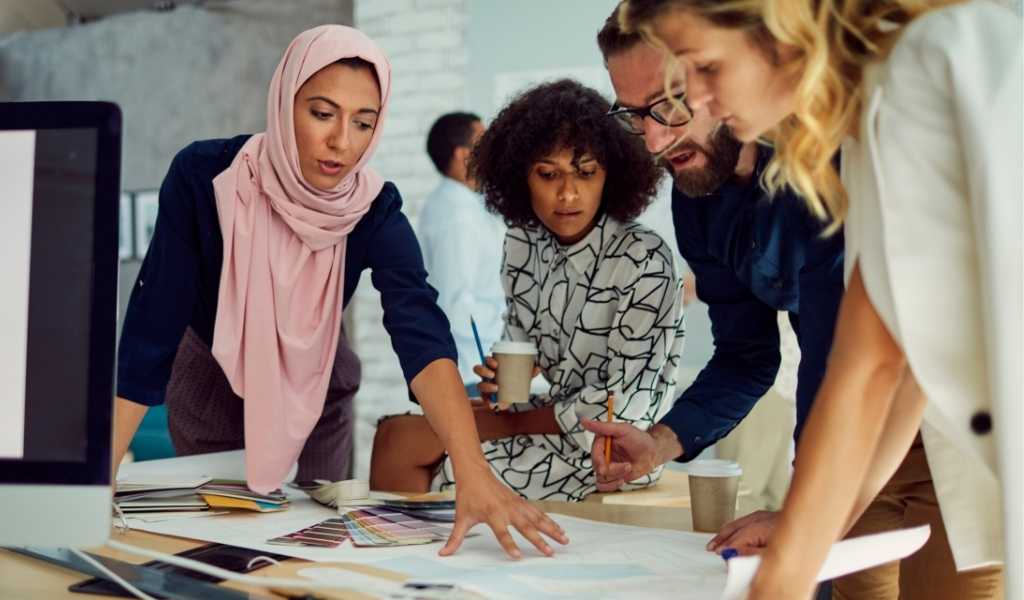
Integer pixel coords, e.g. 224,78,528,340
706,509,776,555
439,462,569,559
410,359,566,559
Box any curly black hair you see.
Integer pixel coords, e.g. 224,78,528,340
470,79,662,228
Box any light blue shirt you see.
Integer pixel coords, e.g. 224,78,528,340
417,177,506,383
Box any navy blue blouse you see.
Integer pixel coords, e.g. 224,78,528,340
660,147,845,460
117,135,457,406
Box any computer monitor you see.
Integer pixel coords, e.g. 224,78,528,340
0,101,121,547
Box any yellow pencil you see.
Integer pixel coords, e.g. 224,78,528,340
604,392,614,464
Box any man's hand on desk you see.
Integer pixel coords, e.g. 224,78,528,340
439,460,570,560
581,421,684,491
706,509,777,556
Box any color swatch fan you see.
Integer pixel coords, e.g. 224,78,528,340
267,507,453,549
340,506,452,547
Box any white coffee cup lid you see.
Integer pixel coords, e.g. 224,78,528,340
491,341,537,355
687,459,742,477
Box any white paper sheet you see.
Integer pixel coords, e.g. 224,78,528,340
296,567,486,599
127,498,730,599
721,525,931,600
122,454,932,599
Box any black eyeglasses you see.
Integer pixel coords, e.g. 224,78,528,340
606,93,692,135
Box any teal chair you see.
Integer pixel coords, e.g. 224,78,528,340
128,404,176,461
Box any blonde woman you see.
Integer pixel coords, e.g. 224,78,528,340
618,1,1022,599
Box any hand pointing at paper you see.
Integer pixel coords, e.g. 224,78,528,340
439,461,569,560
411,359,569,560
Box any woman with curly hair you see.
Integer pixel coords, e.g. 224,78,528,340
371,79,685,502
616,0,1021,598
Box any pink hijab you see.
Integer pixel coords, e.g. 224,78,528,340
211,25,391,493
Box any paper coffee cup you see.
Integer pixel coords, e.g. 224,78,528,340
490,341,537,407
687,459,742,533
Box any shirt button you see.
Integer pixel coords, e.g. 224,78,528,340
694,436,702,442
970,411,992,435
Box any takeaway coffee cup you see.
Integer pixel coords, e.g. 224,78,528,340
490,341,537,408
687,459,743,533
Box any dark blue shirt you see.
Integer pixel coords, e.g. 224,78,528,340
659,148,844,460
117,135,457,406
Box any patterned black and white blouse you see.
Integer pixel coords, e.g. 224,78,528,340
433,214,685,501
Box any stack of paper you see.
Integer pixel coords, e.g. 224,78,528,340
115,476,213,497
115,476,290,514
114,476,213,514
116,495,209,513
199,480,289,513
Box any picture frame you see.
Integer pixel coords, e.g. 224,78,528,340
119,192,134,260
133,190,159,260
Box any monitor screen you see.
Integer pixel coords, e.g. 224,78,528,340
0,102,120,486
1,127,97,463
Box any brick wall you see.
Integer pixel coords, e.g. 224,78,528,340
350,0,469,479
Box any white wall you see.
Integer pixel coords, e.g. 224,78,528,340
465,0,619,119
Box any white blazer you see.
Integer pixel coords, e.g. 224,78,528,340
840,0,1022,588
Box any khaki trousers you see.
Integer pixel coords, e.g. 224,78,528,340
833,436,1004,600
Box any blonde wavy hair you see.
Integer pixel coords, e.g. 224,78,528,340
619,0,960,232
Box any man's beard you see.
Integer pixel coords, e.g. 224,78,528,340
666,126,743,197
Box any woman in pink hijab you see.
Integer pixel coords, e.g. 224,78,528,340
113,25,567,559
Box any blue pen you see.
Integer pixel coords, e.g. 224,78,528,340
470,317,495,403
720,547,739,561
